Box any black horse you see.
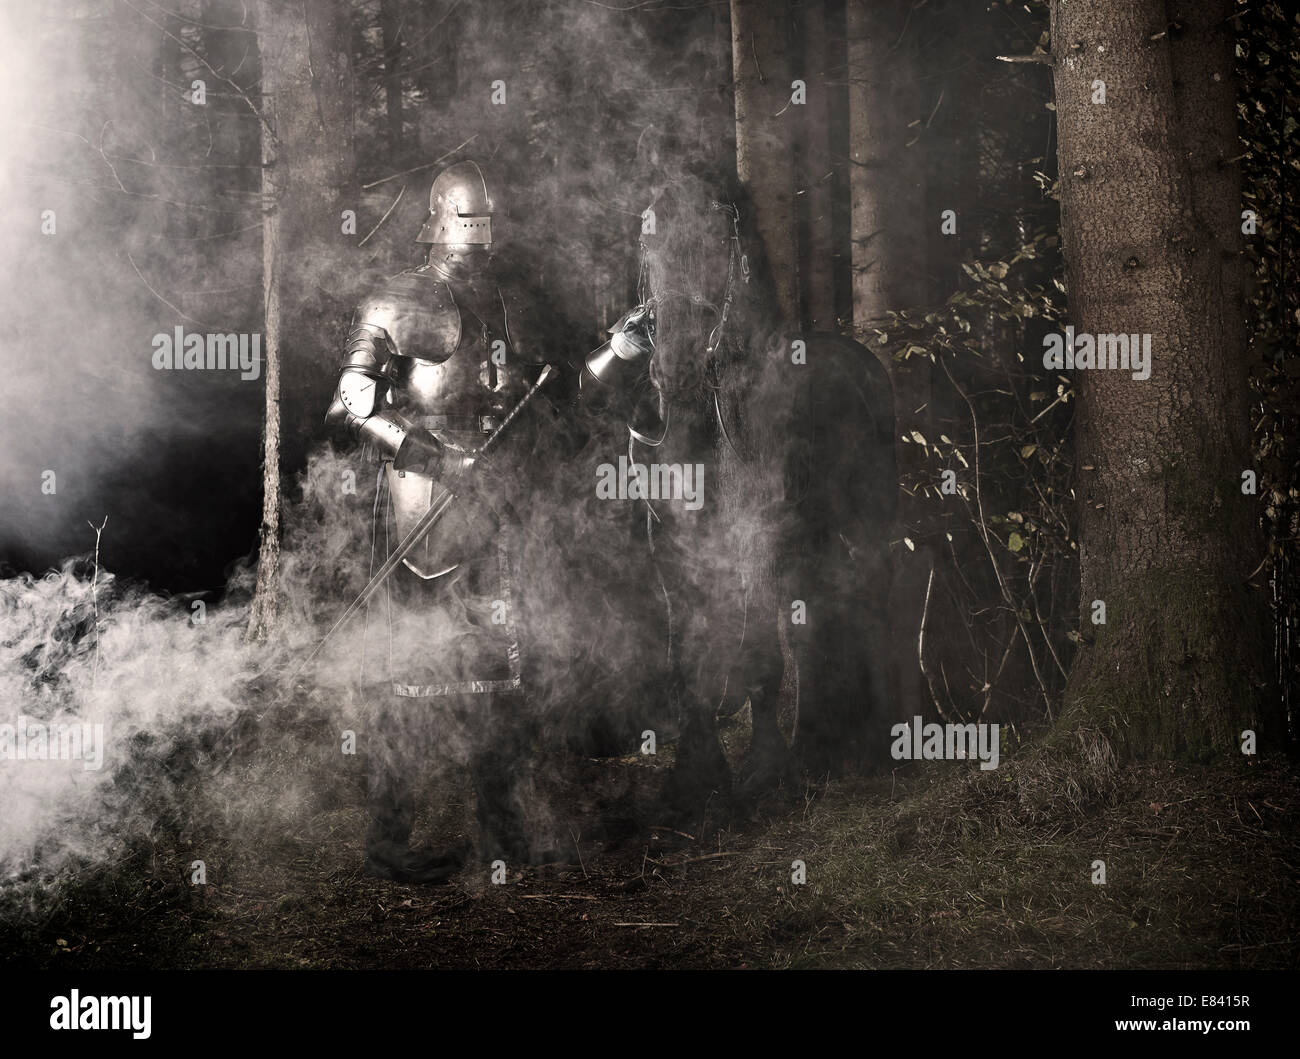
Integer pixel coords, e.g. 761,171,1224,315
631,171,899,812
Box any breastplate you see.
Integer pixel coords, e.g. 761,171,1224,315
365,268,537,580
373,269,532,424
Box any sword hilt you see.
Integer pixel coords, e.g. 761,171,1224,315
293,362,558,682
479,363,555,457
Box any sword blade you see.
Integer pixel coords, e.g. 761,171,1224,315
292,363,556,680
291,487,456,678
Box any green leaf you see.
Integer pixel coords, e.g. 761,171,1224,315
1007,532,1025,553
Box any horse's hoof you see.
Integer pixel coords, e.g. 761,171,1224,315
363,841,467,884
659,760,732,819
738,730,799,794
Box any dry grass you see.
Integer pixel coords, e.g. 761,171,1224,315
743,751,1298,968
2,713,1296,969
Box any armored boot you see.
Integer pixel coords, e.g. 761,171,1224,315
470,696,531,865
471,755,531,866
363,726,467,884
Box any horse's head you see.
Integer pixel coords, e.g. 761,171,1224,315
637,175,769,400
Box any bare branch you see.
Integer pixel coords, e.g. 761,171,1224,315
362,135,479,190
996,52,1053,65
357,184,405,247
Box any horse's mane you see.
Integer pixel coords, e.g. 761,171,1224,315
639,168,796,580
639,171,785,403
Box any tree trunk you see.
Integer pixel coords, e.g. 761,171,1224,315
379,0,403,156
847,0,930,726
797,0,836,331
1050,0,1271,758
247,0,355,642
248,185,282,643
847,0,927,327
730,0,799,324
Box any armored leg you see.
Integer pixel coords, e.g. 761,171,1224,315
652,532,733,815
469,692,532,865
363,701,466,884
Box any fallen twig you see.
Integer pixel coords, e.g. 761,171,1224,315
519,894,599,901
647,852,739,867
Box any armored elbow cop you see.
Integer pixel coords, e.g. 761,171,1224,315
327,397,447,476
581,305,655,395
325,347,448,475
578,305,666,445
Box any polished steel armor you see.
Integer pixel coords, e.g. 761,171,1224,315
417,160,496,246
326,165,544,580
326,266,543,577
581,304,663,445
328,161,661,584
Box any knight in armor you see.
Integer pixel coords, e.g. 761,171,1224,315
325,161,655,882
327,161,560,882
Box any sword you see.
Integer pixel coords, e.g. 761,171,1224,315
291,362,557,681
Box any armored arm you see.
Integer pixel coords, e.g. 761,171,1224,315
576,304,663,444
325,317,447,475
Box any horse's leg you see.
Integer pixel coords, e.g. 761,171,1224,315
731,594,798,799
654,535,732,815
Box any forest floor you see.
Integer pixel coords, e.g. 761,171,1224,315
2,708,1298,970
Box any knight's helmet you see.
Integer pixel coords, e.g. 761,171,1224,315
416,161,497,248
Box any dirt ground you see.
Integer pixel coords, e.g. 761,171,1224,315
3,711,1298,970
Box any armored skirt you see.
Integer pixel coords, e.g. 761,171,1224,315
363,447,524,699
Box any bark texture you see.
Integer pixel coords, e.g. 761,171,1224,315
248,0,354,642
1050,0,1270,758
847,0,930,724
798,0,836,331
730,0,800,324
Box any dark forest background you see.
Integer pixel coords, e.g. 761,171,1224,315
4,0,1294,744
1,0,1298,974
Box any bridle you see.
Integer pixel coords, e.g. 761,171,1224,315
636,198,750,382
705,199,750,358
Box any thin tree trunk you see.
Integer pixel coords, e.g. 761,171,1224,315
730,0,799,324
247,0,355,643
248,191,282,642
798,0,836,331
1050,0,1271,758
847,0,930,724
